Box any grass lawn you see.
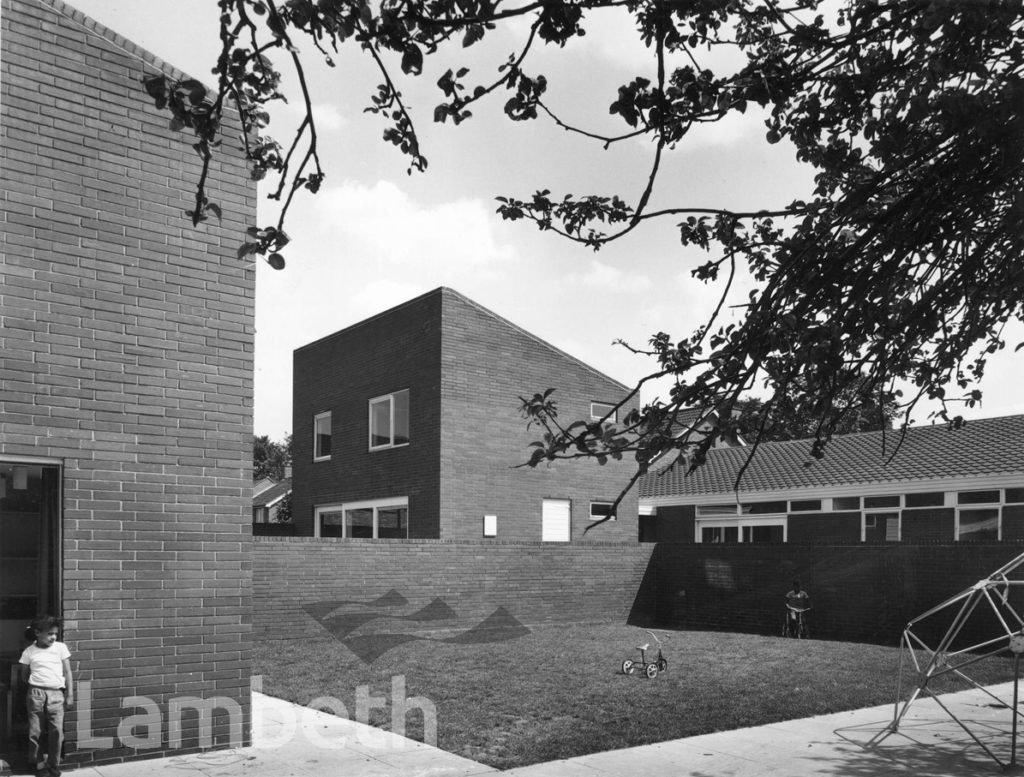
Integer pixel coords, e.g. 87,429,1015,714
253,623,1018,770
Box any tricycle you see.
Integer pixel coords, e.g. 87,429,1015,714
621,630,668,678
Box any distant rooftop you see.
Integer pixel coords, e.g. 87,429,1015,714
640,414,1024,499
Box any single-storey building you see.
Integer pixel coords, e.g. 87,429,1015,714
639,415,1024,544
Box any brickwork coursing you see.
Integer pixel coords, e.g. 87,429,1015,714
252,537,656,642
1,0,255,766
647,542,1024,647
252,538,1024,653
291,291,443,538
438,290,639,542
292,288,640,542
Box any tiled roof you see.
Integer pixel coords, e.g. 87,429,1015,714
639,414,1024,499
253,479,291,508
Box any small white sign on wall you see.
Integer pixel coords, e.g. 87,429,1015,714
483,514,497,537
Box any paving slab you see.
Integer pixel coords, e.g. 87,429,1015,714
59,682,1024,777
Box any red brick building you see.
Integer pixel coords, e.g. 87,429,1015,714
1,0,254,770
292,287,640,543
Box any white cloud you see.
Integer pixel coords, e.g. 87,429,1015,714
312,180,517,268
570,259,652,294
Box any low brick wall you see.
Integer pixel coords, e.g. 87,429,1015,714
651,542,1024,647
253,539,1024,655
253,538,656,644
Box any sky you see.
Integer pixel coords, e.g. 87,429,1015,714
67,1,1024,441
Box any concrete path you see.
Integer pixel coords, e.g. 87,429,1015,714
70,683,1024,777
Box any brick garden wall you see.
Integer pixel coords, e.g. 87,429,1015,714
252,538,656,644
253,538,1024,663
649,542,1024,648
1,0,254,767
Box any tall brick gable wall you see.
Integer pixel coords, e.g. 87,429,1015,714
1,0,255,767
439,290,640,542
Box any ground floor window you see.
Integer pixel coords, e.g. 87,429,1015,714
863,512,900,542
314,497,409,539
696,517,786,543
957,508,1000,541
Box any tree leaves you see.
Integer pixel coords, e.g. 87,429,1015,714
148,0,1024,483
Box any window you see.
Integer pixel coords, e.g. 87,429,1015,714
958,509,999,541
834,496,860,511
313,411,332,461
696,504,740,517
590,402,617,422
741,501,787,515
590,502,617,521
865,511,898,542
958,490,1000,505
1006,488,1024,504
702,526,738,543
315,498,409,539
253,507,269,524
905,492,945,508
369,390,410,450
865,495,901,509
742,525,784,543
697,517,786,543
790,500,822,512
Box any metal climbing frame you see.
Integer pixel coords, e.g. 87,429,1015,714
885,550,1024,770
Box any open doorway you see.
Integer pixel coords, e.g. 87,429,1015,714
0,462,61,773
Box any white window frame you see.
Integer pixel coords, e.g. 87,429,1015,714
313,411,332,461
956,505,1001,541
590,402,618,423
314,497,409,539
589,501,617,521
695,516,787,543
369,389,410,451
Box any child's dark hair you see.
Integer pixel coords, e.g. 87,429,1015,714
24,615,62,641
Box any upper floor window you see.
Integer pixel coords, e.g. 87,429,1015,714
369,389,410,450
590,502,617,521
313,412,332,461
590,402,618,423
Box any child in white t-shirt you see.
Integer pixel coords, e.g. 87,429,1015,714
18,615,74,777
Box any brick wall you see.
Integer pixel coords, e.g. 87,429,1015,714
1,0,254,767
292,288,640,542
648,542,1024,647
291,291,443,537
439,290,640,542
253,538,656,642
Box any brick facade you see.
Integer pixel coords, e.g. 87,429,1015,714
292,291,443,538
646,542,1024,647
253,537,656,642
292,288,640,543
1,0,255,768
